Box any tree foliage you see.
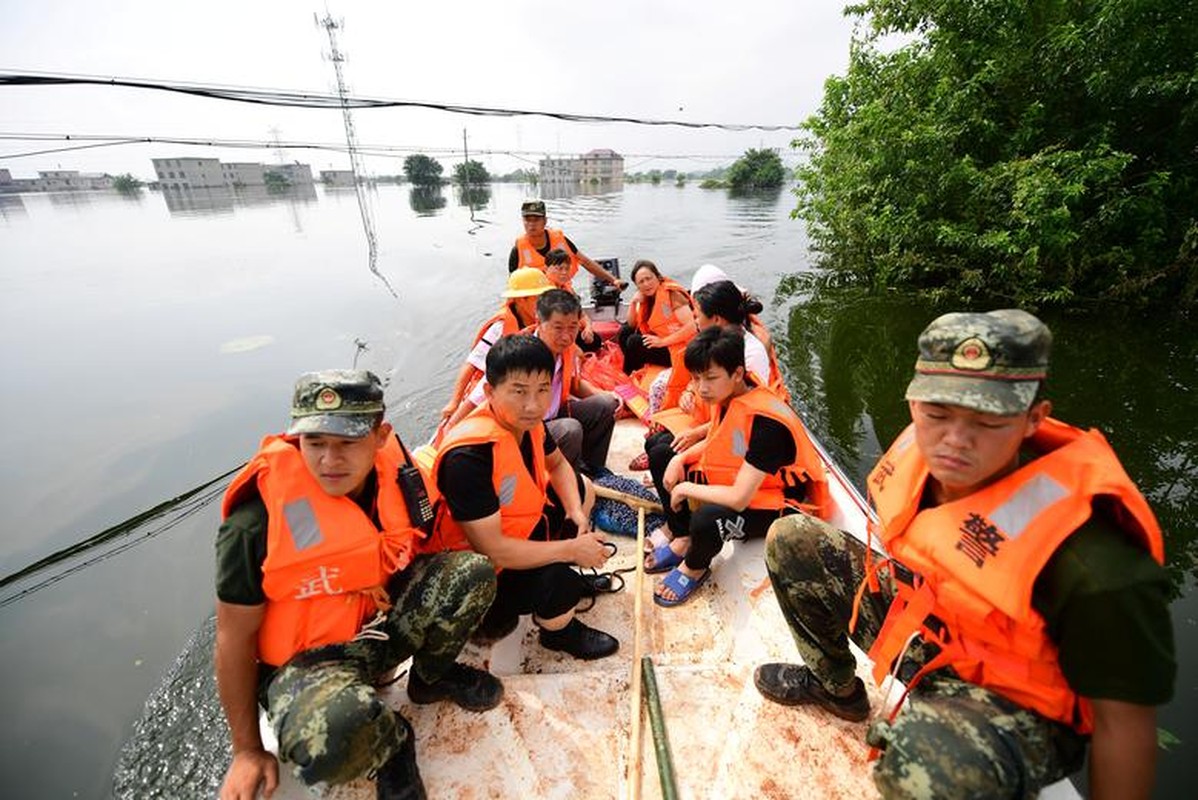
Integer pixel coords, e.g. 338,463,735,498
727,148,787,190
111,173,142,193
453,159,491,185
796,0,1198,308
403,154,443,186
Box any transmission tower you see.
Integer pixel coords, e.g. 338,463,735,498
316,12,389,292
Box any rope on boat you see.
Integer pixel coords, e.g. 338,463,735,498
642,656,680,800
0,463,245,608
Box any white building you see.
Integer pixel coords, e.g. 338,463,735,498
538,149,624,186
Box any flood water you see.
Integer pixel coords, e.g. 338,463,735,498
0,181,1193,797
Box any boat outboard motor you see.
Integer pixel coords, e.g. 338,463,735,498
591,257,622,310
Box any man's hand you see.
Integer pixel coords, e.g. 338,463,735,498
678,390,695,414
572,530,610,568
220,748,279,800
672,427,704,451
614,279,629,291
670,481,695,511
664,454,686,492
439,401,457,422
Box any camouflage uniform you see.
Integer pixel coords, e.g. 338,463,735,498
264,550,495,788
765,514,1085,800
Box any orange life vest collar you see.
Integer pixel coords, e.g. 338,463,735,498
696,386,831,517
426,403,549,557
222,434,426,666
863,417,1163,731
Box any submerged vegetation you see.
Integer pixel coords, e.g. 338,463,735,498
795,0,1198,309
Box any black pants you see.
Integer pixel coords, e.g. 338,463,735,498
481,478,588,626
617,323,672,373
646,429,792,571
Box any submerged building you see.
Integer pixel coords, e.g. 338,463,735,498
538,149,625,188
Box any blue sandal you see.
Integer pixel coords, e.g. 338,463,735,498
644,542,684,574
653,567,710,607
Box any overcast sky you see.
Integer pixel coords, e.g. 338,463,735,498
0,1,862,178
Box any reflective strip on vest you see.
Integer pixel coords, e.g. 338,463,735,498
731,429,747,458
990,473,1069,540
499,474,518,506
283,498,323,551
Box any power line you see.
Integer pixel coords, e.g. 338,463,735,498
0,70,803,132
0,132,793,165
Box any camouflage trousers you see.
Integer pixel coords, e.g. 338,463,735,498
764,515,1086,800
264,550,496,788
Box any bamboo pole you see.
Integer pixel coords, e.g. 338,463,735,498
627,505,647,800
594,484,664,515
642,656,679,800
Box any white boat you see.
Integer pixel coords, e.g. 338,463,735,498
260,411,1081,799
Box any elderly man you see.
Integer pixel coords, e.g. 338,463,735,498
755,310,1175,800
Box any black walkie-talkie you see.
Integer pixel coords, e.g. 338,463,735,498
394,435,435,533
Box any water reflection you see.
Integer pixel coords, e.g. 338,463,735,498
455,184,491,209
538,177,625,201
160,184,318,217
0,193,28,220
408,185,446,215
777,280,1198,593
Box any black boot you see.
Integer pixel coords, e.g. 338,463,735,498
538,617,620,660
407,662,504,712
375,717,427,800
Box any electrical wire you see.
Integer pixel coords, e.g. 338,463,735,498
0,70,803,132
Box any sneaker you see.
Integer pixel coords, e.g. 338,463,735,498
538,618,620,660
376,718,427,800
753,663,870,722
407,663,504,712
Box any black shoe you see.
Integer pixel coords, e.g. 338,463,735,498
753,663,870,722
376,718,427,800
407,662,504,712
538,618,620,660
578,571,613,597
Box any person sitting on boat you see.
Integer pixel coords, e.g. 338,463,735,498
544,247,601,353
439,267,554,431
617,259,696,375
643,327,830,607
755,310,1175,799
446,288,620,476
426,334,620,660
508,198,627,292
215,370,502,800
691,263,781,363
635,277,785,473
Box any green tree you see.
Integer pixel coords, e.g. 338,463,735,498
649,170,662,185
726,148,787,190
453,159,491,185
111,173,143,193
403,154,443,186
263,170,290,192
795,0,1198,308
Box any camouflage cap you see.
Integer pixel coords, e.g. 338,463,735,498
905,309,1051,415
286,370,384,439
520,199,546,217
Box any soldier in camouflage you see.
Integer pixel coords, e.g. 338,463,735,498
216,370,502,800
755,310,1175,799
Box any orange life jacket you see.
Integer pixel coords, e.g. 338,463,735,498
863,418,1164,732
425,403,549,555
628,279,697,409
221,434,429,666
696,387,831,517
514,229,578,279
459,305,524,401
